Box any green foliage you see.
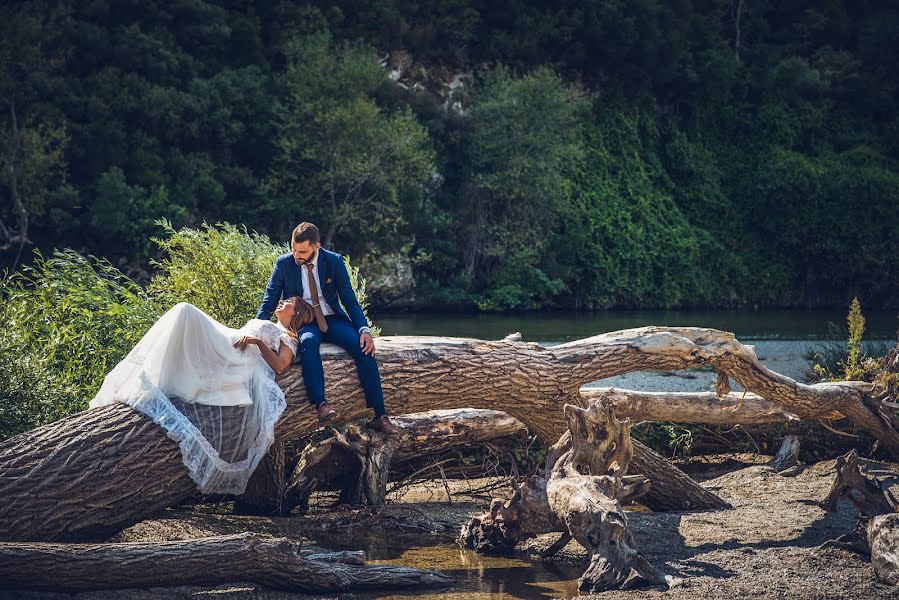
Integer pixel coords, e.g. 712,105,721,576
461,66,588,310
807,298,892,382
632,422,696,459
343,255,380,337
845,297,866,380
90,169,184,256
1,0,897,312
149,220,287,328
0,250,158,439
269,32,435,249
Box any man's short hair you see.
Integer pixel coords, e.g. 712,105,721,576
292,222,320,245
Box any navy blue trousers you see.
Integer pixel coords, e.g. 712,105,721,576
297,315,386,416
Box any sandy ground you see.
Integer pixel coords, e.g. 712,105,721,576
3,455,898,600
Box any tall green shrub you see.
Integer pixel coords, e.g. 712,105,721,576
844,297,865,380
0,250,158,438
149,220,287,327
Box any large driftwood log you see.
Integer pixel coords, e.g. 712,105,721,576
460,400,680,592
0,532,451,592
284,408,527,513
2,327,892,541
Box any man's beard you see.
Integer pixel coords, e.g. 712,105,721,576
294,249,317,266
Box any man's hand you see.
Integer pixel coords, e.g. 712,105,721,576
360,331,376,355
233,336,260,351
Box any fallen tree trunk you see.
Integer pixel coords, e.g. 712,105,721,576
2,327,892,541
0,532,451,592
284,409,527,513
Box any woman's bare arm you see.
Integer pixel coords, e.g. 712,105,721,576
233,336,295,375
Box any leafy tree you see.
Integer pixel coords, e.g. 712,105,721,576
149,220,288,328
269,33,435,250
0,250,158,439
460,66,588,310
0,1,69,259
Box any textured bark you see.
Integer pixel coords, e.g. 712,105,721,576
819,450,899,584
587,388,805,425
0,532,451,592
284,409,527,513
460,401,680,592
628,438,730,511
2,327,888,541
820,450,898,516
868,514,899,585
235,442,286,515
0,405,191,541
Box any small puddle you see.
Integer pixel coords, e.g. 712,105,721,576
311,530,585,600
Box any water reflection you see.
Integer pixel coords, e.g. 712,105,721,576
313,530,584,600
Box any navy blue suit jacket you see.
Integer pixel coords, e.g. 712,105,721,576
255,248,369,331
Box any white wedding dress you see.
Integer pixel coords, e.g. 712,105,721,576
90,302,296,495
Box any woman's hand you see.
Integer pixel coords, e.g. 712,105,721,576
233,336,261,351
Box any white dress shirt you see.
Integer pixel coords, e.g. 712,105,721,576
300,253,336,316
300,252,370,334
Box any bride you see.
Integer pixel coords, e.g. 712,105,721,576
90,297,313,495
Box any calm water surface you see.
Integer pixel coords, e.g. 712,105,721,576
372,308,898,343
316,531,584,600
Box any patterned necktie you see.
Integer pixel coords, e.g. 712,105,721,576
305,262,329,333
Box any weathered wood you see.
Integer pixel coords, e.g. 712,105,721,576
587,387,804,425
3,326,887,541
820,450,898,516
868,514,899,585
628,438,730,511
819,449,899,579
0,532,451,592
769,435,801,473
235,441,286,515
284,409,527,513
461,400,681,592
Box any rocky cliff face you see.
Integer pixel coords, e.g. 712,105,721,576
360,250,416,308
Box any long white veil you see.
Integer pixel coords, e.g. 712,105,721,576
90,303,286,495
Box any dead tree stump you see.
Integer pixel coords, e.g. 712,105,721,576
460,398,682,592
820,449,899,585
284,409,528,513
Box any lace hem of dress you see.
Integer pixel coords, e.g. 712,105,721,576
130,373,286,496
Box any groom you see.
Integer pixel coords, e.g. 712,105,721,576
256,222,398,434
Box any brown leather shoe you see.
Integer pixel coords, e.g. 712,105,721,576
315,402,337,422
369,415,399,435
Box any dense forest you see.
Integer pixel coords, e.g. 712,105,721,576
2,0,897,311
